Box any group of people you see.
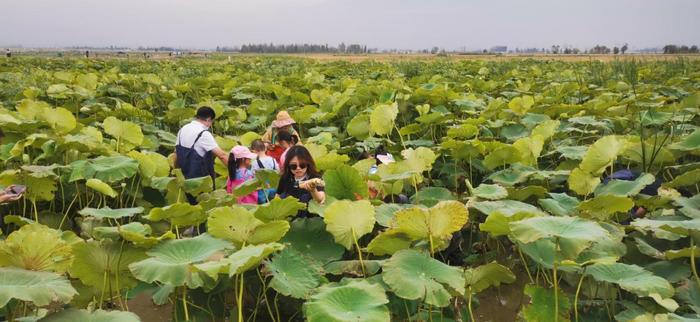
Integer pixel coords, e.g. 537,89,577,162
175,107,325,217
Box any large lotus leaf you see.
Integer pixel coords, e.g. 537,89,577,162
382,249,465,307
316,151,351,172
510,216,609,245
0,170,57,202
464,262,516,294
324,200,376,250
118,222,175,248
16,99,50,120
323,165,368,200
391,201,467,251
668,129,700,151
347,113,370,140
254,196,306,221
69,240,146,292
402,147,438,174
579,136,626,176
409,187,455,208
266,248,323,299
370,102,398,136
196,243,283,278
304,279,389,322
471,199,547,217
479,211,543,237
531,120,560,141
69,156,139,183
86,178,118,198
487,163,537,186
145,203,206,227
678,195,700,219
586,262,676,310
366,230,413,256
665,169,700,189
568,168,601,196
78,207,144,219
519,239,584,269
182,175,214,195
40,107,76,134
129,234,231,287
513,135,545,166
323,260,384,276
483,146,522,170
577,195,634,220
538,193,580,217
374,203,413,227
281,217,344,264
555,145,588,160
472,183,508,200
0,267,77,307
38,308,140,322
208,206,289,247
631,217,700,237
594,173,655,197
256,169,281,190
522,284,571,322
103,116,144,151
0,223,74,273
508,95,534,115
127,150,170,179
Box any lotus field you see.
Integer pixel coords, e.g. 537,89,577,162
1,56,700,322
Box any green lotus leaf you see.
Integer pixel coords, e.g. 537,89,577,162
634,237,665,260
513,135,545,166
38,308,141,322
323,165,368,200
118,222,175,248
568,168,601,196
382,249,465,307
324,200,376,250
315,151,350,171
594,173,655,197
409,187,455,208
181,175,214,195
464,262,516,293
145,203,206,228
664,168,700,189
129,234,231,287
374,203,412,227
370,102,398,136
508,95,534,115
0,223,74,273
265,248,323,299
555,145,588,160
255,169,281,190
69,156,139,183
208,206,289,247
586,262,676,310
579,135,626,176
195,243,283,278
510,216,609,245
538,193,580,216
304,279,389,322
281,217,344,265
127,150,170,179
668,129,700,151
69,240,146,292
366,230,413,256
483,146,522,170
16,99,50,120
40,107,76,134
0,170,57,202
577,194,634,220
103,116,144,152
402,147,438,174
531,120,560,141
522,284,571,322
631,217,700,237
324,260,383,276
254,196,306,222
391,201,468,251
479,211,542,237
472,199,547,217
78,207,144,219
86,179,118,198
347,113,370,140
678,195,700,219
446,124,479,139
0,267,77,307
472,183,508,200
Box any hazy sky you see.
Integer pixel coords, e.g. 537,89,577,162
2,0,699,50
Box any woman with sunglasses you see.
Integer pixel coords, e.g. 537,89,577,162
277,145,325,217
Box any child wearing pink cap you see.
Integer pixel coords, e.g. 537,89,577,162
226,145,259,204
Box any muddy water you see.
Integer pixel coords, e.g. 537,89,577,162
472,270,529,322
128,293,172,322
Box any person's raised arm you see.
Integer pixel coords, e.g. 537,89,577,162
212,147,229,166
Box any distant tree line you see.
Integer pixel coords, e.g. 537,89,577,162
663,45,699,54
217,43,371,54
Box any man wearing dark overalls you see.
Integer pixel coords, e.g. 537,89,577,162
174,106,229,206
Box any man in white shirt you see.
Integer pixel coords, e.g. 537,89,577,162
174,107,229,202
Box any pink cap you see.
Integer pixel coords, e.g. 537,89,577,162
231,145,257,160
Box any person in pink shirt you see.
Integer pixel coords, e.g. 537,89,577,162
276,130,296,173
226,146,259,204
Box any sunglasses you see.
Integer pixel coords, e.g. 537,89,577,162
289,163,307,171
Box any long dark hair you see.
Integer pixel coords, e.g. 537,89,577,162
227,152,247,180
281,145,320,182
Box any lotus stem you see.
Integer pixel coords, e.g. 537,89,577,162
574,270,586,322
517,246,534,284
237,273,245,322
59,192,79,230
182,286,190,321
467,287,475,322
256,268,277,322
351,228,367,276
99,269,108,309
691,238,700,291
31,200,38,222
553,260,559,322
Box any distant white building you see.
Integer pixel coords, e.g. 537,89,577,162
489,46,508,53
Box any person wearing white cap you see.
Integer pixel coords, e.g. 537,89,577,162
226,145,259,204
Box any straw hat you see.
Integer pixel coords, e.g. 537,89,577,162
271,111,296,128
